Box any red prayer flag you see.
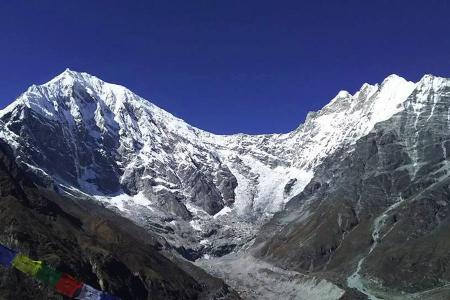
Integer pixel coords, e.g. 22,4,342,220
55,273,83,297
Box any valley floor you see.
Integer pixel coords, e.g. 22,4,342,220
195,253,345,300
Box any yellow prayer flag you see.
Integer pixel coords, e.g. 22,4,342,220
12,254,43,276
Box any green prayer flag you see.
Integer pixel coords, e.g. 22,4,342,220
12,254,43,276
35,264,62,287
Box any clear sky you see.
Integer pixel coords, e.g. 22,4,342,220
1,1,449,134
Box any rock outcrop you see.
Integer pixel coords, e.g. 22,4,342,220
254,75,450,298
0,139,239,300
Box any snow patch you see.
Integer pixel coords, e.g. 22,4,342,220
94,192,155,212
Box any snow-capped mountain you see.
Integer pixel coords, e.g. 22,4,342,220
0,69,419,258
252,74,450,299
2,70,450,299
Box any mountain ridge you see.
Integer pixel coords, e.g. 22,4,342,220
0,70,442,261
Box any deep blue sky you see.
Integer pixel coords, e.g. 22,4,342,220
1,1,449,134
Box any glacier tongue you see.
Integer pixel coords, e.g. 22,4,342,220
0,69,418,258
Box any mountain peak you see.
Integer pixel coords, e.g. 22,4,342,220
51,68,78,81
44,68,102,88
39,69,148,110
62,67,75,75
336,90,351,98
417,73,449,87
383,73,403,81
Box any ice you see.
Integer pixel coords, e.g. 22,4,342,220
214,206,232,218
189,220,203,231
94,192,155,212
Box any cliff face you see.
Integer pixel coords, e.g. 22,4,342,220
254,75,450,299
0,140,239,300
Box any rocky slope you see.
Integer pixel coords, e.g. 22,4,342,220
0,70,416,260
0,139,239,300
253,75,450,299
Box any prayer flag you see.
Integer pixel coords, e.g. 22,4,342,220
75,284,103,300
0,244,119,299
0,244,17,267
12,254,43,276
35,264,62,287
100,293,121,300
55,273,83,298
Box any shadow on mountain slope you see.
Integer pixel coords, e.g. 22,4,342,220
0,140,239,300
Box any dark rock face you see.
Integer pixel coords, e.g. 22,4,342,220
183,165,228,215
254,75,450,298
1,92,122,194
0,140,239,300
0,72,238,220
283,178,297,197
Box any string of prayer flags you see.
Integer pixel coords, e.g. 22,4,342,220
55,273,84,298
0,243,121,300
35,264,62,287
0,244,17,267
12,254,43,276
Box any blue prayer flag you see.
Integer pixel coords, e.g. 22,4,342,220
0,244,17,267
100,293,121,300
